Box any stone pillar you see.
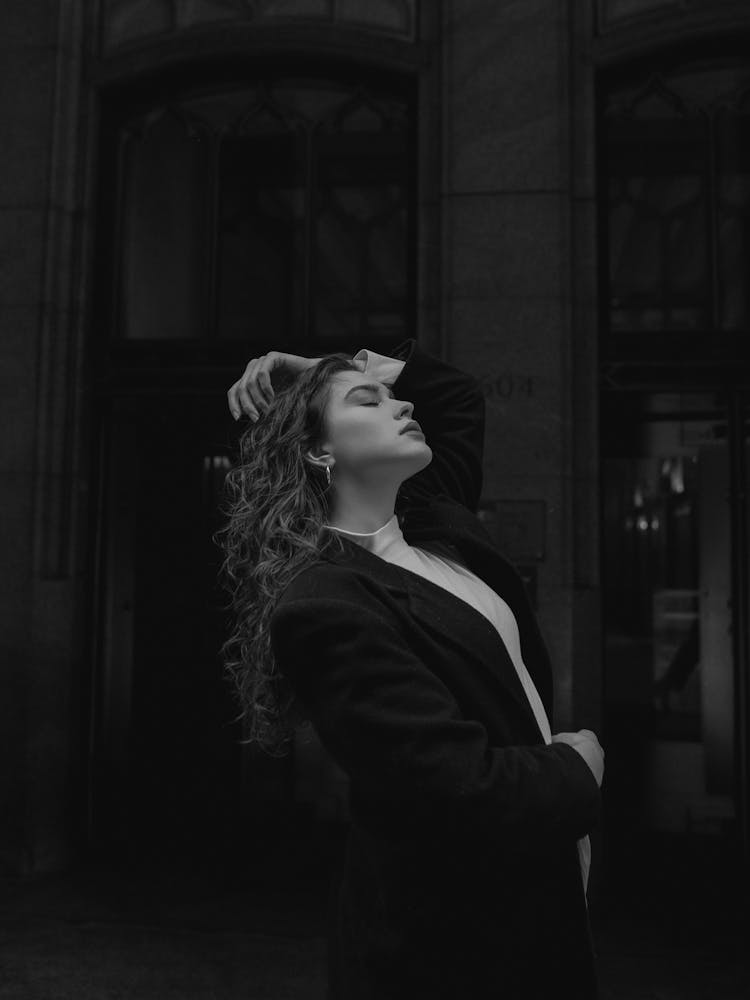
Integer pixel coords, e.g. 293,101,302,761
0,1,91,873
441,0,601,733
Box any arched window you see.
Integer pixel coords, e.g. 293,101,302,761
602,58,750,353
109,75,414,346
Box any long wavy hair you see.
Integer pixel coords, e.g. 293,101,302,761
215,353,362,755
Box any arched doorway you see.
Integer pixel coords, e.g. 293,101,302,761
88,67,416,860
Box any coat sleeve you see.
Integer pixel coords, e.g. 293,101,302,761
270,587,600,848
354,338,485,513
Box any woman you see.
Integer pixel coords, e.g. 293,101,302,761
220,338,604,999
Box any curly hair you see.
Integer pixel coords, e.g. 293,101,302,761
214,352,362,756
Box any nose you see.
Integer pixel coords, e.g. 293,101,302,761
396,399,414,420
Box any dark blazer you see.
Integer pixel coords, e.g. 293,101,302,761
270,339,601,1000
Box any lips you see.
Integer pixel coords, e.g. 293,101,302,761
400,420,423,435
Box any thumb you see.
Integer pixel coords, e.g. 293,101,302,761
551,732,579,745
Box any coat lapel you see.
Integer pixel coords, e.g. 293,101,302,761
321,499,551,740
400,499,554,713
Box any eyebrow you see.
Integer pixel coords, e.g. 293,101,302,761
343,382,396,401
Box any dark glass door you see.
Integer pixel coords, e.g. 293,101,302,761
601,392,739,843
90,396,241,857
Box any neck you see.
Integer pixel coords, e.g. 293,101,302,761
326,475,399,533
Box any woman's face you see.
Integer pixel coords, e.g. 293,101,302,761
316,369,432,485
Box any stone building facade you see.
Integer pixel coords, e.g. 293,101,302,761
2,1,748,875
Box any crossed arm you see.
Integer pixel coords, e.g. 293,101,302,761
270,575,601,848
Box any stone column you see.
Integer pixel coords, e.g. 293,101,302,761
440,0,601,733
0,0,92,873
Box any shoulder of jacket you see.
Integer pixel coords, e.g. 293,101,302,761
275,558,381,608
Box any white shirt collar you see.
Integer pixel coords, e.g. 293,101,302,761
324,513,405,559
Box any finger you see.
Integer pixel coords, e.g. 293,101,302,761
236,379,260,421
226,384,242,420
256,365,275,405
578,729,598,741
551,733,576,746
233,359,259,415
239,360,270,417
244,359,272,416
244,404,260,422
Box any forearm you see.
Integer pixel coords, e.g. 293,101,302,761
271,594,600,847
341,338,485,509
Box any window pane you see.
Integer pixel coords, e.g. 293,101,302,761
314,99,410,340
217,82,412,343
119,111,211,339
602,392,736,834
605,94,709,332
716,106,750,331
115,79,412,345
603,63,750,342
217,132,306,341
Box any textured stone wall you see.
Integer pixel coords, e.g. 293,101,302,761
0,1,91,873
440,0,600,731
101,0,417,52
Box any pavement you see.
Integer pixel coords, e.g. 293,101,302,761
0,828,747,999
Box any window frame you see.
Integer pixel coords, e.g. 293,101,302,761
91,57,422,394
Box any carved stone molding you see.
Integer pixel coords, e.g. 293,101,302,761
102,0,417,52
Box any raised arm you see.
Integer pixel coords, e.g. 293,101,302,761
226,341,485,511
270,578,601,849
357,338,485,513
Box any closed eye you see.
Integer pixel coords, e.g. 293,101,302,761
348,385,395,406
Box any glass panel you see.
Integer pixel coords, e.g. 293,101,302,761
115,80,412,344
217,124,306,341
187,88,261,133
604,64,750,341
314,97,410,339
605,84,709,333
119,110,211,339
602,392,736,838
274,82,353,123
95,404,242,846
716,103,750,332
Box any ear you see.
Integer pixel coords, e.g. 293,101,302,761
305,449,334,473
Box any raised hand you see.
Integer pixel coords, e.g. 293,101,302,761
227,351,322,422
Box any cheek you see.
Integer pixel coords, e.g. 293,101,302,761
329,413,388,461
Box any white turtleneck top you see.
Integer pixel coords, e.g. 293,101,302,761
327,349,591,896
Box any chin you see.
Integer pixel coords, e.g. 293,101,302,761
414,444,433,471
